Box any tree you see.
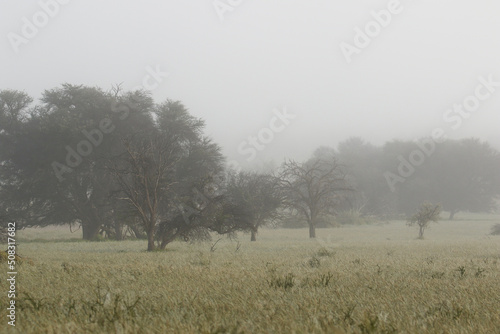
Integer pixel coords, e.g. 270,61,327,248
427,139,500,219
0,85,162,240
380,138,500,219
337,137,387,216
0,90,33,224
0,85,129,240
407,202,441,239
107,99,199,251
278,156,350,238
108,99,242,251
225,171,282,241
108,132,180,251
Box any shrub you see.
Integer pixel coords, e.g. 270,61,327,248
268,273,295,290
490,224,500,235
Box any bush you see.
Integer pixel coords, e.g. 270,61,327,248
490,224,500,235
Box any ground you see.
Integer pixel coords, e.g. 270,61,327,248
1,214,499,333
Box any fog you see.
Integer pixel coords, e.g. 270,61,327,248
3,3,500,331
1,0,500,168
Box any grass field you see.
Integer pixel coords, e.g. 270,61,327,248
2,215,500,333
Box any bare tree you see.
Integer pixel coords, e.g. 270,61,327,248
407,202,441,239
109,133,180,251
278,157,351,238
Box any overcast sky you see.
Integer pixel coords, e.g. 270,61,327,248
1,0,499,169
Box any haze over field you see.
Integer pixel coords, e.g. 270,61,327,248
1,0,500,168
2,2,500,333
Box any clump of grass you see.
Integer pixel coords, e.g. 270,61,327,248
307,256,321,268
431,271,445,279
268,272,295,290
189,251,211,266
0,250,32,264
316,247,335,257
19,285,142,328
475,267,485,278
456,266,466,278
425,301,473,321
342,304,357,325
358,311,398,334
317,272,333,287
302,272,334,288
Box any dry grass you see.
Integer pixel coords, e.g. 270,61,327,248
2,216,500,333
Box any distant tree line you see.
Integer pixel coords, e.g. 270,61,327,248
1,85,499,250
332,137,500,220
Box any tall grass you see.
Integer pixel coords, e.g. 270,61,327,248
2,218,499,333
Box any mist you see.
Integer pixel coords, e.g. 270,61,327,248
2,2,500,333
2,1,499,169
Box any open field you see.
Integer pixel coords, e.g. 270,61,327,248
2,216,500,333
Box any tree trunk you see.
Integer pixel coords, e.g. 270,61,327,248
147,218,157,251
147,230,156,251
309,224,316,238
82,221,100,240
114,220,123,241
251,229,257,241
449,210,457,220
418,225,425,239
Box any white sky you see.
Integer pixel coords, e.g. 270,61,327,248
1,0,499,169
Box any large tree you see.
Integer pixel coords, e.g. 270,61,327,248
108,99,247,250
426,138,500,219
225,171,282,241
108,132,180,251
0,86,115,239
0,85,156,240
0,90,33,223
278,156,351,238
337,137,387,215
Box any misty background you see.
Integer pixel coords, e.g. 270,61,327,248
1,0,499,169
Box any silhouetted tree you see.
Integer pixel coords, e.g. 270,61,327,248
225,171,282,241
426,139,500,219
337,137,387,215
278,156,350,238
0,86,119,239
